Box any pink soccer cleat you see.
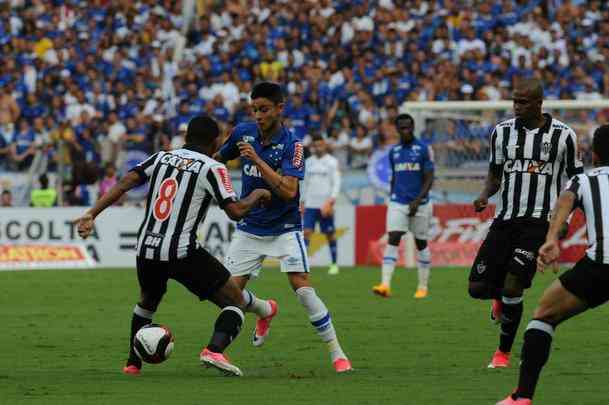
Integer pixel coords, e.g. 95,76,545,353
333,358,353,373
488,349,511,368
122,365,141,375
200,348,243,376
252,299,278,347
496,394,532,405
491,299,503,324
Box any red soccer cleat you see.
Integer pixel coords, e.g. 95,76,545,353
252,299,278,347
122,365,141,375
333,358,353,373
488,349,511,368
200,348,243,376
496,394,532,404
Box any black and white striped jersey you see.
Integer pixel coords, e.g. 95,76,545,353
130,147,237,261
565,167,609,264
489,113,584,221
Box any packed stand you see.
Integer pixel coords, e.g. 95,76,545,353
0,0,608,205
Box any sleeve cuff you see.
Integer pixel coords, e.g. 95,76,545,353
218,196,238,209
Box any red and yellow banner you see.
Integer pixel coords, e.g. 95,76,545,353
0,244,95,270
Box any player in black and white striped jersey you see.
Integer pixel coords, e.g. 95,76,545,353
74,115,271,377
497,125,609,405
468,78,584,369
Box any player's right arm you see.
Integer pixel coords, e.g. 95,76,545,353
474,127,503,212
213,127,242,163
223,189,272,221
203,163,271,221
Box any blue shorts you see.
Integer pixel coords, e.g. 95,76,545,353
303,208,335,234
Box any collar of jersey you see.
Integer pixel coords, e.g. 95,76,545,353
182,143,206,155
256,124,286,146
515,113,552,135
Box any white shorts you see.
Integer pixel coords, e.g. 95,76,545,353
224,230,310,278
386,201,432,240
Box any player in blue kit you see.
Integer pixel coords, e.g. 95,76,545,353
214,82,352,373
373,113,435,298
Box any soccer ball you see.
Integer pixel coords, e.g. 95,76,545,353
133,324,174,364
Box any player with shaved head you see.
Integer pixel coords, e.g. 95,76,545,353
469,77,584,369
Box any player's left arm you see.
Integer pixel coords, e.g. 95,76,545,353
321,160,341,217
74,152,160,239
409,146,435,216
565,129,584,178
74,171,142,239
238,140,303,201
538,176,581,272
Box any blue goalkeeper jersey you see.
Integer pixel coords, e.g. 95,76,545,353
218,122,304,236
389,140,434,205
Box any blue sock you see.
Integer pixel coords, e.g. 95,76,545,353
329,240,337,264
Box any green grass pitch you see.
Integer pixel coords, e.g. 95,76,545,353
1,266,608,405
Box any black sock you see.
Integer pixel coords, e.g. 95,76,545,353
207,306,244,353
128,304,154,367
515,320,554,399
499,296,523,353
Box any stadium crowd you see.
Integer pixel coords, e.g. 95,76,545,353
0,0,608,205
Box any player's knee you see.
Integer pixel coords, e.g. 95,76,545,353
468,281,490,299
415,239,427,251
387,232,403,246
288,272,310,291
503,274,525,298
532,305,561,326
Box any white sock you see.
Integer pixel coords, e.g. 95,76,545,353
417,246,431,290
381,244,398,287
242,289,272,318
295,286,347,362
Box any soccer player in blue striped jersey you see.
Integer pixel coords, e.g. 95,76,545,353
373,113,435,298
214,82,352,373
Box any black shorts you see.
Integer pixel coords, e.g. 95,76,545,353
560,256,609,308
136,248,230,301
469,218,549,289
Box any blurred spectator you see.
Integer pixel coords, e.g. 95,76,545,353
98,162,124,206
1,189,13,207
0,0,607,204
171,122,188,150
0,86,20,137
10,120,36,170
30,174,57,207
349,125,373,169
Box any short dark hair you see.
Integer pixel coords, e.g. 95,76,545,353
311,134,324,142
593,124,609,165
39,174,49,188
185,115,220,145
395,113,414,126
251,81,284,104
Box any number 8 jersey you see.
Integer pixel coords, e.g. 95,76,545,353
130,148,237,261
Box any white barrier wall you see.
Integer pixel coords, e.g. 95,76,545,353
0,206,356,268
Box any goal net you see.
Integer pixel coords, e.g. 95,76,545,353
401,99,609,204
